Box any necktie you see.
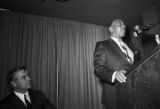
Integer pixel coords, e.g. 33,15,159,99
24,95,32,109
119,40,132,63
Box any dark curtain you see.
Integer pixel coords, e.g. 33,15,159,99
0,12,57,106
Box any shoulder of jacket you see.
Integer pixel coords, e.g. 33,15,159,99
96,40,110,45
29,89,43,94
0,93,15,105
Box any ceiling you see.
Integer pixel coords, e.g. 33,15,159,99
0,0,160,27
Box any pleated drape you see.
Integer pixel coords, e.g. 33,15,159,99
0,12,109,109
0,12,57,106
56,20,108,109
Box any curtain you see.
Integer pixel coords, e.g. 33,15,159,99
0,12,109,109
56,20,108,109
0,12,57,106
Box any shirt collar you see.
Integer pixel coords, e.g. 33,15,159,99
14,90,29,96
111,36,122,44
14,91,30,103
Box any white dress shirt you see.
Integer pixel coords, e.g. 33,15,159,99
14,91,31,106
111,37,134,82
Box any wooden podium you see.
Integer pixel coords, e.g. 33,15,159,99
116,45,160,109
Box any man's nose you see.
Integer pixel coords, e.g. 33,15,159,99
27,76,31,80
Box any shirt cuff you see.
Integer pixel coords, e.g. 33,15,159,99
112,71,117,82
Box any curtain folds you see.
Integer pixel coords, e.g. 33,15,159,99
0,13,57,106
0,12,109,109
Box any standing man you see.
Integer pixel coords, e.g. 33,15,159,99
94,19,134,109
0,66,56,109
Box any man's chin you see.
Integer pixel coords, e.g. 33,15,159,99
119,35,124,38
27,84,32,89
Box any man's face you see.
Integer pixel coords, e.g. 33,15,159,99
110,20,126,38
11,69,31,93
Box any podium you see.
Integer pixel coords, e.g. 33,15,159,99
116,45,160,109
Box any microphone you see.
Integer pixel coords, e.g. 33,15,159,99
133,25,142,37
133,24,154,37
133,23,160,39
139,24,153,31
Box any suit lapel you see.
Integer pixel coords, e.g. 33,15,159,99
28,90,36,109
10,93,27,109
109,39,127,60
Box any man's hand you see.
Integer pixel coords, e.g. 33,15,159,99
115,70,126,83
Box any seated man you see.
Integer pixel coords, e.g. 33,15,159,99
0,66,56,109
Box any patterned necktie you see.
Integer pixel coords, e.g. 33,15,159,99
119,40,132,63
24,94,32,109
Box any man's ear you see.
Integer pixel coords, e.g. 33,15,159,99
109,27,113,32
11,81,16,87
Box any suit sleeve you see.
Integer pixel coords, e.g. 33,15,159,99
94,41,115,83
41,91,57,109
0,102,10,109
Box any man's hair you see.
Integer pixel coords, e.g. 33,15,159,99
109,19,123,28
7,66,26,83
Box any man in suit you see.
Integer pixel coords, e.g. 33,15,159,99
0,66,56,109
94,19,134,109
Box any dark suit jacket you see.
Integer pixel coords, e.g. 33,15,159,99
94,39,134,109
0,90,56,109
